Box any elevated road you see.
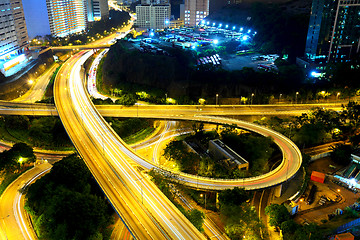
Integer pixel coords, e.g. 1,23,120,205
0,101,343,117
55,50,303,191
54,51,205,239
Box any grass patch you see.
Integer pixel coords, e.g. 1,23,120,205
0,121,22,143
44,64,62,98
0,116,74,151
124,127,155,144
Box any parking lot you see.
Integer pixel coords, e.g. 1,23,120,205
222,53,279,71
128,26,281,71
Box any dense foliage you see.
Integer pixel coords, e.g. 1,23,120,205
220,129,276,175
219,188,265,240
257,102,360,153
25,155,114,240
264,204,324,240
0,142,35,172
0,116,72,149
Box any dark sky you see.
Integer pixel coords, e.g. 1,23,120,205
22,0,51,38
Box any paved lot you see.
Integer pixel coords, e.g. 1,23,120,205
222,53,275,71
295,158,359,224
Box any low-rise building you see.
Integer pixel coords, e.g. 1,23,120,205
169,19,184,29
209,139,249,171
335,232,354,240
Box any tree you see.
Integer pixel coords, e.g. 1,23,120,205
265,204,290,228
192,121,204,137
219,187,250,207
280,220,298,234
4,115,30,130
0,142,35,172
115,93,137,106
330,143,353,165
163,140,185,162
25,155,113,240
187,209,205,232
222,203,265,240
293,123,330,147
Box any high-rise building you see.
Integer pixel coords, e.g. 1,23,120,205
304,0,360,65
87,0,109,22
46,0,88,37
136,3,171,30
184,0,209,26
0,0,29,75
46,0,109,37
141,0,169,4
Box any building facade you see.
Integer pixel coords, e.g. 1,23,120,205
136,4,171,30
0,0,29,75
46,0,88,37
87,0,109,22
141,0,169,4
305,0,360,64
209,139,249,171
184,0,209,26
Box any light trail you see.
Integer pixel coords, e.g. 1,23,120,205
55,51,205,239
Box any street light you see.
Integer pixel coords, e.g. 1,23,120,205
216,94,219,106
279,93,282,103
295,92,299,104
336,92,340,100
251,93,254,105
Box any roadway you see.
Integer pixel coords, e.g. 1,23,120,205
0,101,343,117
0,120,227,240
0,102,312,191
54,51,205,239
0,162,52,240
12,62,58,103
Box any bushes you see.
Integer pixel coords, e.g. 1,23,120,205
25,155,114,240
106,118,153,140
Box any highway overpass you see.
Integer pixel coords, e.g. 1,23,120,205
0,100,343,117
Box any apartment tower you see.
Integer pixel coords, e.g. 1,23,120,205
184,0,209,26
136,0,171,30
87,0,109,22
305,0,360,64
46,0,88,37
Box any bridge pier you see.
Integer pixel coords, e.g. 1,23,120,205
274,184,283,198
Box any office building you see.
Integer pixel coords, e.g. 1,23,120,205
184,0,209,26
87,0,109,22
0,0,29,75
304,0,360,65
136,4,171,30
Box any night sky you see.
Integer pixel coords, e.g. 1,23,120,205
22,0,51,38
